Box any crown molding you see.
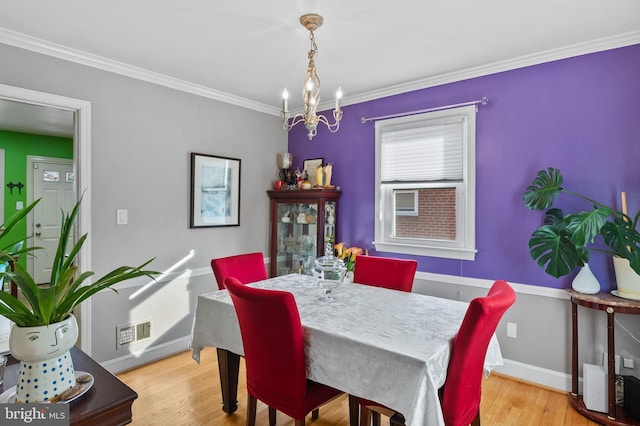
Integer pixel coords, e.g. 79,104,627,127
2,27,638,116
339,31,640,108
0,27,279,116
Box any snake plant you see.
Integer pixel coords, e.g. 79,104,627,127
523,168,640,278
0,198,158,326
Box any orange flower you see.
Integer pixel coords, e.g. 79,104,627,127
345,247,363,262
333,242,364,272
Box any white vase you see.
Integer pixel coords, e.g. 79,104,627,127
572,264,600,294
344,271,354,284
613,256,640,300
9,314,78,403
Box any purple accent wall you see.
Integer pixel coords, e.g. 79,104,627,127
287,44,640,290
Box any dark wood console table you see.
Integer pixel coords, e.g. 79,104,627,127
1,346,137,426
568,290,640,426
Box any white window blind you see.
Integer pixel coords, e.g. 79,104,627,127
380,116,465,183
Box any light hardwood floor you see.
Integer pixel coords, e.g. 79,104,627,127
117,347,599,425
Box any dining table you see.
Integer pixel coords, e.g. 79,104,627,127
189,273,503,426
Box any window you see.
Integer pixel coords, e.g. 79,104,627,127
373,105,477,260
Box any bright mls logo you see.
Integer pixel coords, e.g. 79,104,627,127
1,404,69,425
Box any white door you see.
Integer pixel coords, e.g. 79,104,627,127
29,157,75,284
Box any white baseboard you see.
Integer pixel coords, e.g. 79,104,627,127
100,336,191,374
495,358,572,392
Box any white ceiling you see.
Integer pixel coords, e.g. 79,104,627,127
0,99,75,138
0,0,639,137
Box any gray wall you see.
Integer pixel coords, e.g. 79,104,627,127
0,43,286,365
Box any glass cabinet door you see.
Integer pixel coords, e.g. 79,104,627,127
324,200,336,249
268,189,341,277
276,202,318,275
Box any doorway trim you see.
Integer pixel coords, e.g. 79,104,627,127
0,83,92,354
0,149,4,223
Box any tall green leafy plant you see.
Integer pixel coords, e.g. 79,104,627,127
0,198,158,326
523,168,640,278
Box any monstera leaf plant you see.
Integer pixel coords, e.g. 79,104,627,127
523,167,640,278
0,197,158,327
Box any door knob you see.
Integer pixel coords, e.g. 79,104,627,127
35,223,41,228
35,231,42,237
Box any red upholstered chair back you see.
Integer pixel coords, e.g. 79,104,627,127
441,280,516,426
224,277,309,419
211,252,268,290
353,255,418,292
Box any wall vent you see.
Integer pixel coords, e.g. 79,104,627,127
116,321,151,350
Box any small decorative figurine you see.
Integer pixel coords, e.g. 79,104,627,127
281,209,291,223
301,170,311,189
323,163,333,188
294,168,303,189
326,204,335,224
315,165,324,187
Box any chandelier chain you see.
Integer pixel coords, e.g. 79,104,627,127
308,30,318,60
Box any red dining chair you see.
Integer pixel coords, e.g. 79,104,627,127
211,252,268,290
352,255,417,292
350,255,418,426
224,277,343,426
358,280,516,426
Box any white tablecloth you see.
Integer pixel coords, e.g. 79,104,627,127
190,274,503,426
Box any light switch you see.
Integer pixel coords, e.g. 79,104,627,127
623,358,634,369
116,209,128,225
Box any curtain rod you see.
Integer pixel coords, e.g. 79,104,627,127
360,96,489,124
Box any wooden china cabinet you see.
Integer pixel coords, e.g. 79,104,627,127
267,189,341,277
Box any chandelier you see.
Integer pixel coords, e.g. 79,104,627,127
281,14,343,140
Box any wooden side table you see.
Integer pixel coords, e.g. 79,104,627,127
567,290,640,426
1,346,137,426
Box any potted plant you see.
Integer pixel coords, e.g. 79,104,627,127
523,167,640,296
0,197,158,403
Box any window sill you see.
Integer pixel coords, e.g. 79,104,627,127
372,241,477,261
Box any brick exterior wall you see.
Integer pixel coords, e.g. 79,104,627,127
395,188,456,240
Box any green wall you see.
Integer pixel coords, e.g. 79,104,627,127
0,130,73,266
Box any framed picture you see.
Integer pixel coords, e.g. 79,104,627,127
303,158,324,186
190,153,241,228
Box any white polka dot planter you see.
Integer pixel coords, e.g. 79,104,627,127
9,314,79,403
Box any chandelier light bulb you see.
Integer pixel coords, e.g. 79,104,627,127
282,88,289,114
